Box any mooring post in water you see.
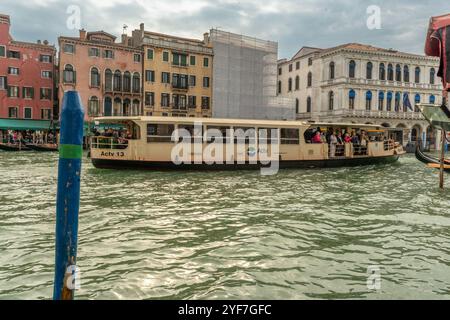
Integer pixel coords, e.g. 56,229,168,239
440,129,446,189
53,91,85,300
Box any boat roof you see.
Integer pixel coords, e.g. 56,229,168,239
93,116,385,129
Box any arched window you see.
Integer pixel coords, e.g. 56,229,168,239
295,76,300,90
415,67,421,83
395,92,401,112
430,95,436,104
366,62,373,80
277,81,282,94
403,66,409,82
123,98,131,116
132,73,140,93
306,97,312,113
403,65,409,83
378,91,385,111
104,96,112,116
295,98,299,113
379,63,386,80
105,69,113,91
395,64,402,82
288,78,292,91
90,67,100,87
387,92,393,111
415,94,421,112
307,72,312,87
349,60,356,78
366,91,372,111
113,97,122,116
132,99,140,116
329,62,335,79
123,71,131,92
349,89,356,110
63,64,75,83
430,68,435,84
387,64,394,81
88,96,100,116
328,91,334,110
113,70,122,91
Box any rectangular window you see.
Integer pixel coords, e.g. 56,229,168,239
161,72,170,84
88,48,100,57
0,45,5,57
8,67,19,75
42,71,52,79
190,55,196,66
172,74,188,89
8,107,18,118
189,75,196,87
40,88,52,100
188,96,197,108
8,50,20,59
41,109,52,120
145,92,155,106
147,49,154,60
203,57,209,67
278,68,282,76
0,76,6,90
23,87,34,99
24,107,32,119
103,49,114,59
146,124,174,143
289,64,293,72
40,54,52,63
63,44,75,54
8,86,19,98
161,93,170,107
281,128,300,145
203,77,210,88
173,53,188,66
145,70,155,82
134,53,141,63
201,96,210,109
296,61,300,70
163,51,169,62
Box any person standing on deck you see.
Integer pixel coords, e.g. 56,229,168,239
329,132,338,158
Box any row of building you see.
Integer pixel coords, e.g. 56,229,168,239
0,13,444,148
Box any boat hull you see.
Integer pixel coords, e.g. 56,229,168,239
92,154,400,171
415,146,450,171
0,144,31,151
27,144,58,152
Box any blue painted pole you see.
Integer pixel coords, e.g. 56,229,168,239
53,91,85,300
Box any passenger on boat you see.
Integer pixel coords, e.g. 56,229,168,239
312,131,323,144
336,132,344,145
344,133,352,143
329,132,338,157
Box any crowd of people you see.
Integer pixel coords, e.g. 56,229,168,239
305,127,388,158
0,130,57,145
91,128,132,148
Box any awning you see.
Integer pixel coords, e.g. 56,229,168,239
0,119,53,130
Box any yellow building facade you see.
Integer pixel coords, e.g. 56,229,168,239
133,25,213,117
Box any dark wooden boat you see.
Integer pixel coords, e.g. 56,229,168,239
27,144,58,152
415,146,450,171
0,143,31,151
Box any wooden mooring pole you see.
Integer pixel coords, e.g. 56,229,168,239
53,91,84,300
440,129,446,189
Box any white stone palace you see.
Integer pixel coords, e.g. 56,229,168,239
277,43,443,149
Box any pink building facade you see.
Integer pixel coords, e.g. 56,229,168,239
0,14,56,121
59,30,143,120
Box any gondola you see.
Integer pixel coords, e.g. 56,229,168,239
0,143,32,151
415,146,450,171
27,144,58,152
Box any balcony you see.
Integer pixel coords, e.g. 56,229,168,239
297,109,425,121
322,78,442,91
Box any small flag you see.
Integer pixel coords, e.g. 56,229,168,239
403,93,413,111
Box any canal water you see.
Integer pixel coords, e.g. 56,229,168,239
0,151,449,300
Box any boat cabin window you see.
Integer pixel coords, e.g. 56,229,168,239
258,128,279,145
147,124,174,143
177,124,203,142
281,128,300,145
234,127,256,144
206,126,232,143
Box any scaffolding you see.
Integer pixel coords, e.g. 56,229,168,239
210,29,295,120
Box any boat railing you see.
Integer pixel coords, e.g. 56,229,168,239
384,140,396,151
353,144,368,156
91,136,129,150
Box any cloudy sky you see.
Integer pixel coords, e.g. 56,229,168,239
1,0,449,58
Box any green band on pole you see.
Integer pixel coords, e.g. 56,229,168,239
59,144,83,159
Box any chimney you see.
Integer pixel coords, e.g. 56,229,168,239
43,40,49,45
37,40,41,44
79,29,87,40
121,34,127,45
140,23,145,32
203,32,209,44
0,14,10,25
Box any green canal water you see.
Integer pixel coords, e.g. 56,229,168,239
0,151,449,300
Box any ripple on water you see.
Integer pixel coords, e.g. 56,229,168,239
0,152,450,299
